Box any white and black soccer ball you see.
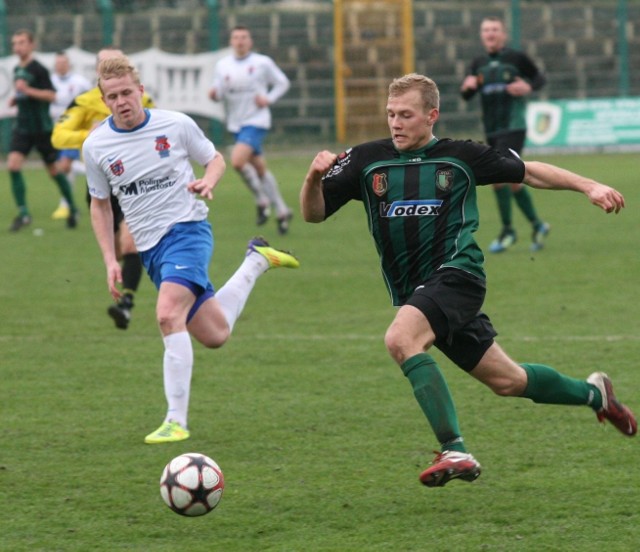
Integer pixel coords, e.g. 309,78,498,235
160,453,224,517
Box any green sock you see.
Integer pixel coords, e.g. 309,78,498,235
521,363,602,409
401,353,465,452
493,186,512,227
10,171,28,215
53,173,77,212
513,187,539,225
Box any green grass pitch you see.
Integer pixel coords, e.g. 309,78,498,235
1,151,639,551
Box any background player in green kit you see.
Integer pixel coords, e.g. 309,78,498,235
461,16,549,253
300,73,635,488
7,30,78,232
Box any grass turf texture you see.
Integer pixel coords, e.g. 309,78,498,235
1,152,638,551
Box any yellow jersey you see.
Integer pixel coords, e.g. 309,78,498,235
51,86,155,150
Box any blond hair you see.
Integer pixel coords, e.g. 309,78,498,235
97,55,140,92
388,73,440,111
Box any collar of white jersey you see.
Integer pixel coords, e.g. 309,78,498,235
108,108,151,133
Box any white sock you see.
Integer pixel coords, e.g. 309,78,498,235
162,331,193,428
261,170,289,218
240,164,269,207
69,160,85,189
71,159,86,176
215,252,269,332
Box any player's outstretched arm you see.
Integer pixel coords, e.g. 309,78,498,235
523,161,625,214
300,150,337,223
187,153,226,200
90,197,122,300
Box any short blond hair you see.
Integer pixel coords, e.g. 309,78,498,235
97,55,140,92
388,73,440,111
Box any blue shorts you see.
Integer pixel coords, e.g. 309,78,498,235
234,126,268,155
57,148,81,161
139,220,215,297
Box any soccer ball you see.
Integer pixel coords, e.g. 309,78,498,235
160,453,224,516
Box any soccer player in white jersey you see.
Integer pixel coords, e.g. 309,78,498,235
83,55,300,444
209,25,294,234
50,51,92,220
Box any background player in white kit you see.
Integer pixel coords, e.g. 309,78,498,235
83,56,300,444
209,25,294,234
50,51,92,220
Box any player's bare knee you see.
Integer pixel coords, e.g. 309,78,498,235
231,160,245,172
157,312,183,335
383,327,398,355
384,327,409,364
200,328,230,349
188,315,231,349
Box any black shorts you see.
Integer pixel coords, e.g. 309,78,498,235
86,190,125,234
10,130,58,165
111,195,125,233
404,268,497,372
488,130,526,156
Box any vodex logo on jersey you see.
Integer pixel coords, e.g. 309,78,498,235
380,200,443,218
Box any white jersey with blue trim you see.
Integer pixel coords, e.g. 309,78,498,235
211,51,290,133
83,108,217,252
50,72,92,121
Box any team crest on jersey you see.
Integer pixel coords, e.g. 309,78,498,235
155,135,171,158
324,148,352,179
372,173,388,196
110,159,124,176
435,169,453,192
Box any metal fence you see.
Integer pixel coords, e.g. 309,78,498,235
1,0,329,15
0,0,638,148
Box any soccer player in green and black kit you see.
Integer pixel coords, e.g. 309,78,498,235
301,73,635,488
7,29,78,232
461,16,549,253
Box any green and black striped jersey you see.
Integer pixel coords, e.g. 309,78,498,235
13,59,55,134
462,47,545,137
321,137,525,305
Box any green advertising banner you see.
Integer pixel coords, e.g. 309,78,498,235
526,97,640,150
